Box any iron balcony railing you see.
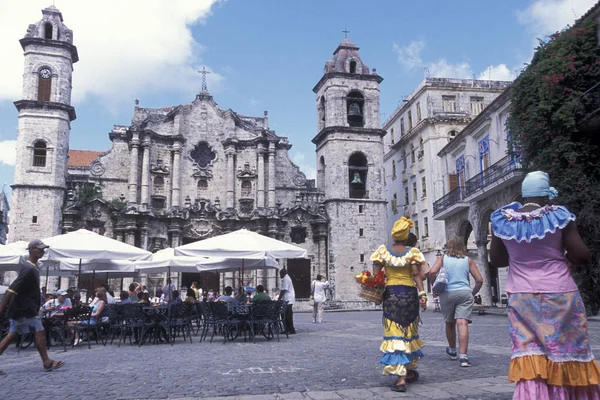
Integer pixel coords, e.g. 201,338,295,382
464,156,523,197
433,186,464,215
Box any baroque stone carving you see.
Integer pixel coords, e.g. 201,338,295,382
89,161,105,177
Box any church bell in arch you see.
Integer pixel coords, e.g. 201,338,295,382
351,172,363,185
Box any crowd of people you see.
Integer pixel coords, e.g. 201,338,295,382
373,171,600,399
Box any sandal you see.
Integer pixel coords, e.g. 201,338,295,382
44,360,65,372
391,384,407,392
406,369,420,383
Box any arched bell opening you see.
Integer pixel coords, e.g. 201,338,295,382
347,90,364,127
348,152,368,198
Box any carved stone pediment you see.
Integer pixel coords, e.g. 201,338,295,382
192,168,213,179
150,159,170,175
183,219,221,240
237,162,257,179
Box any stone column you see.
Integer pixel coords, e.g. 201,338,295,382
226,148,236,209
140,140,151,207
140,221,149,251
475,240,492,306
170,231,181,248
268,142,276,208
257,145,265,208
125,231,135,246
171,141,182,208
127,135,140,203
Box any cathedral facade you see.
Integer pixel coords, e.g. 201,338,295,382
9,6,386,304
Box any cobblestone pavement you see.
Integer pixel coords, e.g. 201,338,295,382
1,310,599,400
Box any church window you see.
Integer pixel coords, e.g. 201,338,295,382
319,96,326,122
349,60,357,74
44,23,53,40
32,215,38,224
359,228,364,237
38,68,52,102
33,141,47,167
197,179,208,195
346,90,364,127
360,254,365,263
153,176,164,194
190,142,216,168
358,205,363,213
318,156,326,191
348,152,368,199
241,180,252,197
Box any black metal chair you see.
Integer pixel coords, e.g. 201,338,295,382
203,301,230,343
227,302,252,343
140,306,170,345
250,300,282,342
115,303,144,347
190,301,204,336
275,300,289,339
101,304,121,346
167,302,193,344
501,294,508,307
52,306,91,352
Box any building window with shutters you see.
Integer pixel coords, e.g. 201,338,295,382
392,160,396,180
400,118,405,135
404,187,409,205
442,95,457,112
37,68,52,102
470,96,485,115
33,141,47,167
390,128,394,144
391,193,398,214
408,110,413,130
421,177,427,198
416,102,422,121
402,149,407,169
414,220,420,240
412,182,417,204
424,217,429,238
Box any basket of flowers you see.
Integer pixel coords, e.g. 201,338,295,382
355,270,386,305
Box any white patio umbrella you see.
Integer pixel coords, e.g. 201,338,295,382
0,242,27,269
41,229,152,289
196,256,280,273
134,248,207,275
174,228,307,259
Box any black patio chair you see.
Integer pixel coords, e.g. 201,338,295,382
115,303,144,347
275,300,289,339
250,300,282,342
140,306,170,346
190,301,204,336
100,304,121,346
51,306,91,352
226,302,252,343
167,302,193,344
203,301,231,343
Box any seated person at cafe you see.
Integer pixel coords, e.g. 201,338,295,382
139,292,152,306
70,287,107,346
43,289,72,316
171,290,182,303
184,288,196,303
128,282,140,303
217,286,236,303
235,287,248,303
252,285,270,302
119,290,131,304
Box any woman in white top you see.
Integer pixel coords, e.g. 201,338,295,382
311,274,329,323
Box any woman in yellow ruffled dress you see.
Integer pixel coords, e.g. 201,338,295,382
371,217,427,393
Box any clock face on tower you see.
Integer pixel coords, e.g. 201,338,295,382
39,68,51,79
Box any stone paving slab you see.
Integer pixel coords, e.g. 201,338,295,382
0,310,598,399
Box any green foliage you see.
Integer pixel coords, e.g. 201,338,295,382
75,183,101,206
507,19,600,314
109,198,127,213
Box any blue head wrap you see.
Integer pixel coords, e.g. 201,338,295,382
521,171,558,200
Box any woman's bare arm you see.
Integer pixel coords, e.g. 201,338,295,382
489,233,509,268
468,258,484,296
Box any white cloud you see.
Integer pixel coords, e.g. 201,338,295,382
393,40,514,81
0,140,17,166
517,0,597,36
291,152,316,180
0,0,223,111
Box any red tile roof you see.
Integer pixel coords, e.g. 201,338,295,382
68,150,103,167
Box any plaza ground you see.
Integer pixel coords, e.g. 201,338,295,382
1,309,599,400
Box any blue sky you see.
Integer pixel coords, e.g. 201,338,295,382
0,0,596,200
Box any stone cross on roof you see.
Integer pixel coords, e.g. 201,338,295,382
342,28,350,39
198,66,210,92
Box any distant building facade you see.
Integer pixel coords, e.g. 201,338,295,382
0,187,9,245
433,88,524,306
382,78,511,278
9,6,387,307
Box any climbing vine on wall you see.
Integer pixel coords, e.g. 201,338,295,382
507,18,600,314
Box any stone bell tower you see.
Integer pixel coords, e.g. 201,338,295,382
313,38,387,302
10,5,78,242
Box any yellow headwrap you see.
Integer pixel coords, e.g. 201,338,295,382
391,217,413,242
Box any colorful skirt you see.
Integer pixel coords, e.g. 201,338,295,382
379,285,424,376
508,291,600,400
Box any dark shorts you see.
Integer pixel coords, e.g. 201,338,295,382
9,315,44,334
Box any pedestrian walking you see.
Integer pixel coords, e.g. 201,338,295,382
311,274,329,323
0,239,65,374
429,237,483,367
490,171,600,399
370,217,427,393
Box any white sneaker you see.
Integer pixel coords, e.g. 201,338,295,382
460,357,471,367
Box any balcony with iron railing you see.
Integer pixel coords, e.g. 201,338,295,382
463,155,523,201
432,186,467,219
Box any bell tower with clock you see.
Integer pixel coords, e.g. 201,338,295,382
10,5,78,242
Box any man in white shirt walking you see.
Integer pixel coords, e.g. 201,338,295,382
278,268,296,334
